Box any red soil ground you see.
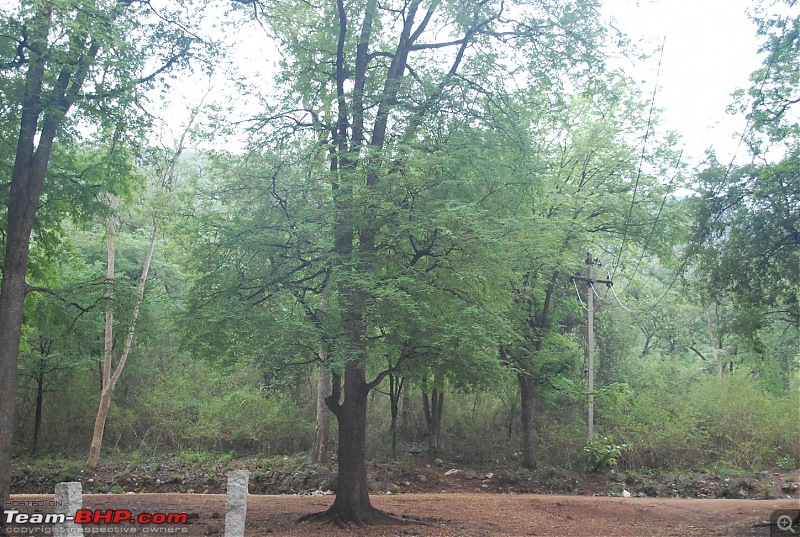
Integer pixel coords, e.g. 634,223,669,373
7,492,800,536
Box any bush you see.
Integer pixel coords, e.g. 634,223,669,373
583,435,630,471
187,387,314,455
691,376,800,469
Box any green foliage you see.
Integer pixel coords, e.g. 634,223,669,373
691,376,800,469
583,435,631,471
691,154,800,328
6,0,798,488
185,387,313,455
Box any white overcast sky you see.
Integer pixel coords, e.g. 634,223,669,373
600,0,764,168
153,0,768,169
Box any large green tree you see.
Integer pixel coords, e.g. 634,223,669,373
691,1,799,364
0,0,203,508
217,0,616,523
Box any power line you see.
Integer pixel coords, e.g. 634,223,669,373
572,278,589,311
617,146,684,295
603,256,688,316
610,284,637,314
611,36,665,284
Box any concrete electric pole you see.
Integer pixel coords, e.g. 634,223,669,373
570,252,612,439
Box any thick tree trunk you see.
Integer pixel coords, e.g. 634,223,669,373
0,3,101,504
310,356,331,464
0,85,53,514
518,373,536,469
324,363,379,524
0,214,32,508
310,0,439,523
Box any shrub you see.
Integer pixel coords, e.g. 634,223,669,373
583,435,631,471
187,387,314,455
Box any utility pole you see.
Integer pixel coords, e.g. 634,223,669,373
570,252,612,439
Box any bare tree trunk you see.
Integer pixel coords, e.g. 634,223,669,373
86,96,203,468
0,5,59,509
32,373,44,454
87,201,118,468
706,304,724,381
328,363,373,522
88,192,163,467
422,386,444,455
518,373,536,469
88,210,158,468
310,352,331,464
388,373,403,459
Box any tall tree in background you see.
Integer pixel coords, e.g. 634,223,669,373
87,99,206,469
0,0,202,508
499,82,683,467
691,1,799,373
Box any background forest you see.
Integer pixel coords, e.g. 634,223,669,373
0,0,797,507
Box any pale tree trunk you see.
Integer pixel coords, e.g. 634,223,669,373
706,304,724,381
88,198,158,468
310,351,331,464
86,96,204,468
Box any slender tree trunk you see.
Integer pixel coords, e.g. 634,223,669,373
400,389,410,439
86,98,196,468
87,205,118,468
505,400,517,442
706,305,723,381
433,390,443,454
88,203,157,468
388,373,403,459
782,352,791,391
310,354,331,464
32,375,44,454
518,373,536,469
422,387,444,455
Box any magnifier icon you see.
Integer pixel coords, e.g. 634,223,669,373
778,514,797,533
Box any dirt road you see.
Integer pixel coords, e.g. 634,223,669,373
7,492,800,536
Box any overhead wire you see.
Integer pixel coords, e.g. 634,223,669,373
617,146,684,295
572,278,589,311
610,284,637,314
610,36,665,284
608,15,786,311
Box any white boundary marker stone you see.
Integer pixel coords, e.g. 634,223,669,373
54,482,83,536
225,470,250,537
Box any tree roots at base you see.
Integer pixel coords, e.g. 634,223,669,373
298,506,434,528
